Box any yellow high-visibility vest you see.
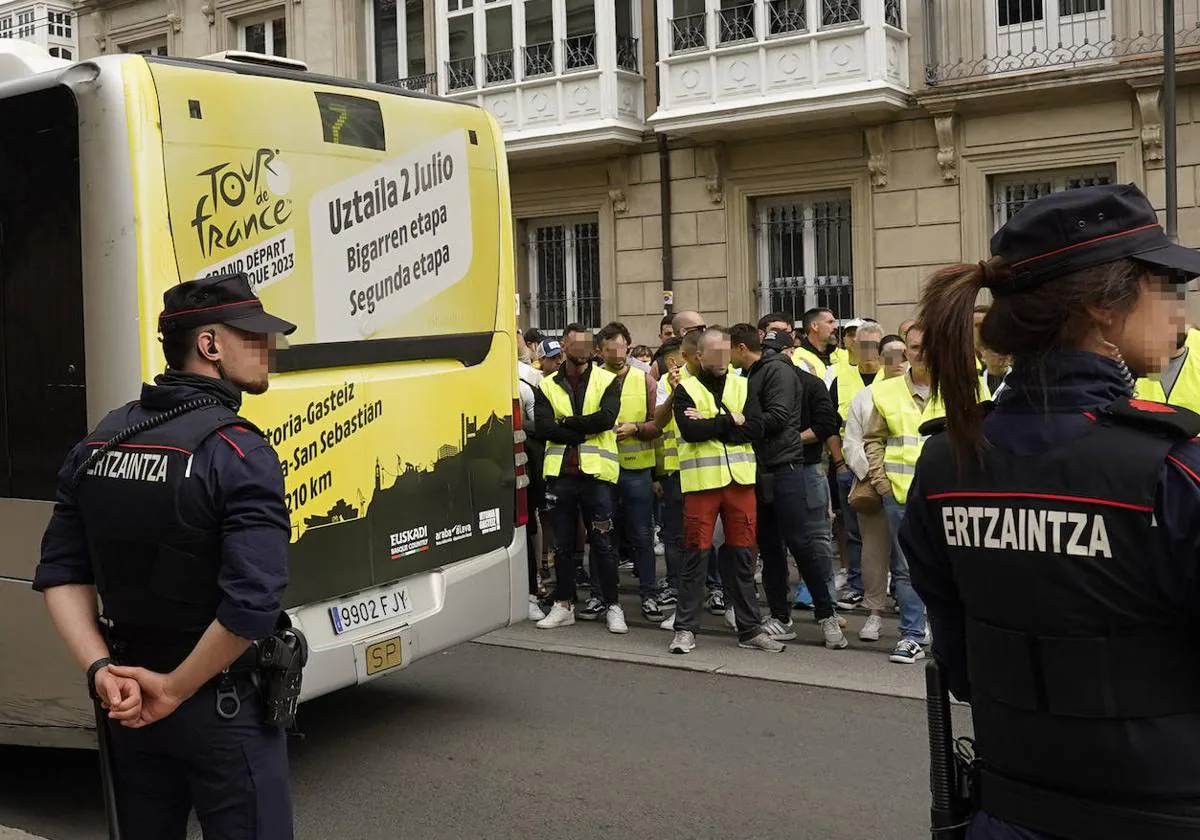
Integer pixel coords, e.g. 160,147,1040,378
835,359,866,435
615,366,656,471
1135,343,1200,413
832,347,849,366
793,346,827,381
540,367,620,484
653,371,688,477
677,374,757,493
872,375,985,504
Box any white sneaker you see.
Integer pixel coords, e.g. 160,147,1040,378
536,602,574,629
724,608,737,630
834,568,849,592
860,614,883,642
606,605,628,634
924,624,934,646
820,615,849,649
660,613,675,631
761,617,797,642
528,595,546,622
669,630,696,654
653,537,665,557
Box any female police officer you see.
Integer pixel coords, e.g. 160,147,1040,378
901,183,1200,840
33,272,296,840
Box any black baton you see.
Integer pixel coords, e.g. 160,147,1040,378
926,658,964,839
93,699,122,840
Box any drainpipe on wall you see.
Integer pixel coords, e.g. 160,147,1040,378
1164,0,1178,244
659,133,674,318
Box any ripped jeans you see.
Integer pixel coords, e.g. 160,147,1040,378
545,473,620,606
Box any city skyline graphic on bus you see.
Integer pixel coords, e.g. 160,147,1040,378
282,411,515,609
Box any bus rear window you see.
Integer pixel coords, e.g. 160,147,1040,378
0,86,87,501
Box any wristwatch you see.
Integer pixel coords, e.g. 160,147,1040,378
87,657,113,702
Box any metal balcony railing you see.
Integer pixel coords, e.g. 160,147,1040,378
446,56,476,91
719,3,757,44
564,32,597,70
671,12,708,53
484,48,514,85
523,41,555,77
617,34,639,71
384,72,436,94
924,0,1200,86
768,0,808,35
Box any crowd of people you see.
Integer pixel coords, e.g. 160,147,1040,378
514,306,1004,664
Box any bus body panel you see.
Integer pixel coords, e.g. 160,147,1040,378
0,54,527,749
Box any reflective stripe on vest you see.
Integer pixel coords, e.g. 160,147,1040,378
616,367,656,471
540,367,620,484
677,374,756,493
835,360,866,434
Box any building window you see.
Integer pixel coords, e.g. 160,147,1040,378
884,0,902,28
755,193,854,323
718,1,756,46
523,0,554,76
0,17,12,38
125,40,168,56
48,46,72,58
47,10,71,38
563,0,596,71
671,0,707,53
16,10,34,39
371,0,429,88
615,0,638,71
990,165,1115,230
525,216,601,334
821,0,861,27
239,13,287,57
484,3,513,84
446,10,475,90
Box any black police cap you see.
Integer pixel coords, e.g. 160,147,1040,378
988,183,1200,296
158,272,296,336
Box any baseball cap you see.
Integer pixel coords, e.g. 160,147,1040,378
540,338,563,358
840,317,865,330
762,329,795,353
989,183,1200,296
159,272,296,335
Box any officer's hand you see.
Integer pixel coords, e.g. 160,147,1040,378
105,665,184,728
94,667,142,722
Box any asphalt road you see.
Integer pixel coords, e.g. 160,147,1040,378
0,643,965,839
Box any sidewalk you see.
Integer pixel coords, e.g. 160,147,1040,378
477,587,932,701
0,828,48,840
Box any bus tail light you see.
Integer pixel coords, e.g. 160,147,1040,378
513,398,529,527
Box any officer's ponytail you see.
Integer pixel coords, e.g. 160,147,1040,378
918,259,1005,461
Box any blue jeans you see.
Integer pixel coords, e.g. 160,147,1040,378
617,468,658,600
661,472,722,593
757,463,837,621
882,494,927,642
545,474,620,605
803,463,838,606
835,470,863,595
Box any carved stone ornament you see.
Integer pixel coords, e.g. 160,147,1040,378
864,126,889,188
933,112,958,183
201,1,216,25
94,11,110,52
607,157,629,215
697,142,726,204
166,0,183,32
1134,85,1165,166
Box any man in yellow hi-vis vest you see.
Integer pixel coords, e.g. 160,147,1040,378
532,323,626,634
1134,326,1200,412
597,321,664,623
669,327,764,654
863,324,938,666
793,307,838,384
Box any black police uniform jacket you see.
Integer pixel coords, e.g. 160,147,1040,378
912,398,1200,838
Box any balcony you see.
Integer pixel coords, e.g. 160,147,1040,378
383,73,438,96
650,0,912,135
923,0,1200,88
437,0,646,158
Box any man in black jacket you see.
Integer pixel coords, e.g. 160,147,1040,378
731,324,847,650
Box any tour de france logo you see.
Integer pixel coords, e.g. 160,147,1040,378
191,148,299,294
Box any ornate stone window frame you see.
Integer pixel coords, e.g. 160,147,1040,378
205,0,301,59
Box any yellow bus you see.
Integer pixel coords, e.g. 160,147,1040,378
0,42,531,748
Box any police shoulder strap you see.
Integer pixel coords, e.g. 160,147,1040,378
1100,397,1200,440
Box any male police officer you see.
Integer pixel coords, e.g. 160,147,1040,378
34,272,296,840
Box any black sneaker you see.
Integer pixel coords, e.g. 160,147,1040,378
657,587,678,607
836,590,864,611
576,567,591,590
578,597,605,621
642,598,665,622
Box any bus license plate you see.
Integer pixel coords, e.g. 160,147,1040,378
329,584,412,635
